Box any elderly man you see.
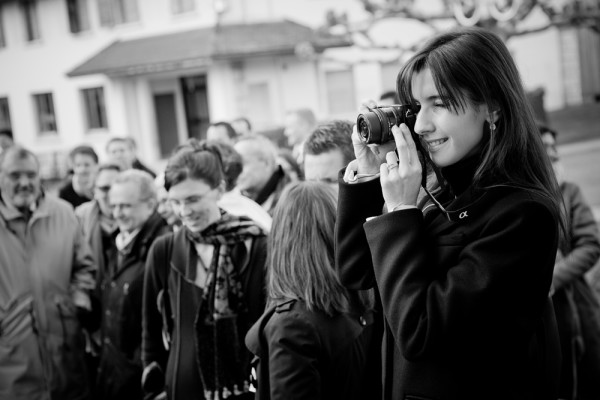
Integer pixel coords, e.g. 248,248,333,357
95,169,170,400
0,146,95,400
234,135,296,215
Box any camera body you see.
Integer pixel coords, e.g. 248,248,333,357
356,105,419,145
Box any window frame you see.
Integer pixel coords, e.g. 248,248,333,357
81,87,108,131
33,93,58,135
98,0,139,27
21,0,41,42
67,0,90,34
0,97,11,131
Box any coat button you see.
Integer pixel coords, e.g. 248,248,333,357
104,338,111,344
110,282,117,288
359,316,366,326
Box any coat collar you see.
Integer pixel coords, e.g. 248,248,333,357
0,191,50,224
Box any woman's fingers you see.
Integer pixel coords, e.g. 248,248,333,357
392,123,420,167
391,124,409,166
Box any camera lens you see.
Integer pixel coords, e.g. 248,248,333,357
357,112,383,144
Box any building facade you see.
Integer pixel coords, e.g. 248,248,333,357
0,0,597,177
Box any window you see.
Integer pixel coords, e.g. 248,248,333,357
82,87,108,129
325,69,356,115
172,0,195,14
67,0,90,33
21,0,40,42
33,93,58,134
0,5,6,48
98,0,139,27
0,98,11,131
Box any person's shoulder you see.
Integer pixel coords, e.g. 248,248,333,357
75,199,97,216
484,186,556,223
265,300,315,333
57,180,74,196
150,231,176,250
44,194,76,214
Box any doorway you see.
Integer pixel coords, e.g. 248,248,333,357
180,75,210,140
153,93,179,158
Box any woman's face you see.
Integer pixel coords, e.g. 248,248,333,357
411,68,489,168
168,178,222,232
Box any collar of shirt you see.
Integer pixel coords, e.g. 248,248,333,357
115,228,141,252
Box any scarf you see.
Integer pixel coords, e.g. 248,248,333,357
184,211,265,399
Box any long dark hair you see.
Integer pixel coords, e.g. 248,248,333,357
267,181,349,316
397,27,563,226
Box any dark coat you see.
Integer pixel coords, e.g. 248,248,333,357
245,299,375,400
336,171,561,400
96,212,170,400
142,226,268,400
59,180,92,209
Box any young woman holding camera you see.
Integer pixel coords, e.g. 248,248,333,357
336,27,564,399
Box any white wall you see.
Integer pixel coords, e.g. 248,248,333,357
0,0,588,170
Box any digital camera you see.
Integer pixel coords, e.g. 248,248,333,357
356,105,420,145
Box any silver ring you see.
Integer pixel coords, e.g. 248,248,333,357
387,163,398,170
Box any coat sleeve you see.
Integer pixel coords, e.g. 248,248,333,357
70,214,96,311
553,183,600,290
142,235,171,370
335,172,385,290
264,313,322,400
365,195,558,360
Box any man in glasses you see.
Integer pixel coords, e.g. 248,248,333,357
75,162,122,389
95,169,170,399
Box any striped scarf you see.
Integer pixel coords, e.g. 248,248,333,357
185,211,265,399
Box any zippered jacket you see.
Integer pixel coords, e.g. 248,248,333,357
0,194,96,400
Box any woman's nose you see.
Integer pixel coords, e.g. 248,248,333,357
414,109,433,136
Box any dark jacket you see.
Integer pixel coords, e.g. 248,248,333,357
59,180,92,209
96,212,170,400
245,299,374,400
248,165,294,216
142,225,267,400
335,160,561,400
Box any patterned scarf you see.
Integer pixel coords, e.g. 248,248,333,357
185,211,265,399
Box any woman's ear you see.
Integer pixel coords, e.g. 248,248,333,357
487,107,500,124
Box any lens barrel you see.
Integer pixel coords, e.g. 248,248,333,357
357,105,408,145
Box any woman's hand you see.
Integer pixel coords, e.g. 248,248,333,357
380,123,422,210
352,100,397,175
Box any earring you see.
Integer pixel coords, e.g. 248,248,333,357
490,121,496,132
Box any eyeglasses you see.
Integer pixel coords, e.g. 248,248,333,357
95,185,111,193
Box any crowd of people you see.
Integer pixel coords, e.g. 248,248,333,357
1,26,600,400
